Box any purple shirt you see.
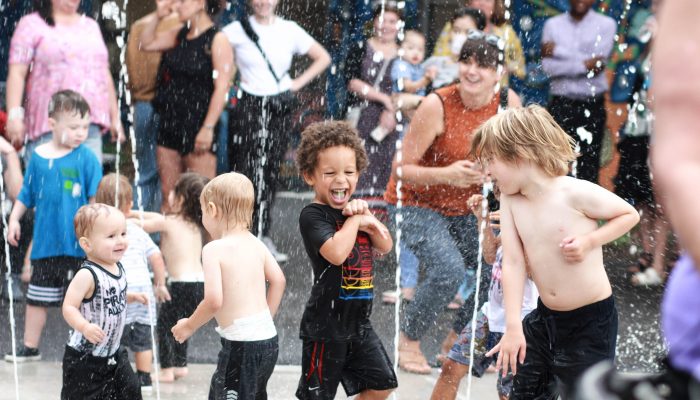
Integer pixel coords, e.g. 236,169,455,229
662,253,700,380
541,10,616,99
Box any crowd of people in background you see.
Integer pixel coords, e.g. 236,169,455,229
0,0,686,398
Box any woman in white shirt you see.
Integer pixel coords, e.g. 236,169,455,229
223,0,330,261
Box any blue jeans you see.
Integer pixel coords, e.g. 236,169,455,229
132,101,161,212
400,242,419,289
24,124,103,165
389,205,480,340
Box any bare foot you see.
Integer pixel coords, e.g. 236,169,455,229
174,367,189,379
401,287,415,302
398,333,431,374
158,368,175,382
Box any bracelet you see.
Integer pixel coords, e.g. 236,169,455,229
8,107,24,121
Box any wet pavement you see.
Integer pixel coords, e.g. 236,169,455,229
0,194,668,398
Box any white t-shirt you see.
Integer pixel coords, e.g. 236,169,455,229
121,220,160,325
223,16,315,96
485,247,539,333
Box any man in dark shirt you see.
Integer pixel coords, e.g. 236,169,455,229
294,121,397,400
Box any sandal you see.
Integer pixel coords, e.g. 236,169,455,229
628,252,652,274
398,349,432,375
631,268,664,286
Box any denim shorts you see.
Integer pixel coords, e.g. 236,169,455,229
120,322,153,353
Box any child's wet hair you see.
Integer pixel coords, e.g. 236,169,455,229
48,89,90,119
173,173,210,229
296,121,368,178
74,203,120,239
200,172,254,230
95,173,133,213
471,105,577,177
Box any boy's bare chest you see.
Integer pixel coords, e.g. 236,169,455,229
511,199,576,244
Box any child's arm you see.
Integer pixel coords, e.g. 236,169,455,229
171,243,222,343
485,194,528,377
62,269,105,344
319,216,364,266
263,249,286,317
148,252,171,302
7,200,27,246
468,194,499,265
129,210,168,233
127,292,150,304
561,180,640,263
341,199,392,255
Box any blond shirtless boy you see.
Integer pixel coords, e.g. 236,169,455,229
471,105,640,399
171,172,286,400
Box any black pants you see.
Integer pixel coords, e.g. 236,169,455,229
209,336,279,400
548,95,607,184
228,91,293,237
157,281,204,369
0,210,32,275
61,346,141,400
511,296,618,400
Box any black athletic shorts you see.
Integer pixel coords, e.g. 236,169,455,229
61,346,141,400
27,256,81,307
296,327,398,400
510,295,618,400
120,322,153,353
208,335,278,400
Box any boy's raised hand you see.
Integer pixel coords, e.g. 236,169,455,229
172,318,194,343
486,328,527,377
81,323,106,345
342,199,370,217
560,235,593,263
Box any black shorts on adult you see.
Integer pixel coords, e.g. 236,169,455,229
510,295,618,400
27,256,81,307
296,328,398,400
120,322,153,353
208,335,278,400
61,346,141,400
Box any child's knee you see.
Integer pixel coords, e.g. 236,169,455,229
358,388,394,400
439,359,469,384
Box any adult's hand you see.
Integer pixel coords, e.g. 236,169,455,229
541,42,555,58
584,56,606,76
193,126,214,154
6,119,25,149
110,120,126,143
443,160,484,188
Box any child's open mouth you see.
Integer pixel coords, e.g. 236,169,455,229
331,189,347,203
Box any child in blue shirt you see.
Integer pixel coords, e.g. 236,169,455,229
391,30,435,97
4,89,102,362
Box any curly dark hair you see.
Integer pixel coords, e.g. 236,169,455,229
296,121,368,178
173,173,210,229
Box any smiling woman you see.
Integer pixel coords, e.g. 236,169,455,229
384,36,521,374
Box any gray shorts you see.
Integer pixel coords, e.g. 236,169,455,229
120,322,153,353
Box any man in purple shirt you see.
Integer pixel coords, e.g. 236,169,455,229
541,0,616,184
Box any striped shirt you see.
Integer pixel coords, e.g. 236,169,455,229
122,221,160,325
67,261,128,357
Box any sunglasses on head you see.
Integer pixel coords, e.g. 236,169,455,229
467,29,505,51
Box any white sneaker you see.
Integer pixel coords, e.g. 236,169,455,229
262,236,289,263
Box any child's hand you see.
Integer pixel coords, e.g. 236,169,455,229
81,323,106,345
7,219,21,246
425,66,438,81
486,329,526,377
154,285,171,303
358,215,390,240
342,199,370,217
171,318,194,343
127,292,150,304
489,210,501,230
560,235,593,263
468,194,485,217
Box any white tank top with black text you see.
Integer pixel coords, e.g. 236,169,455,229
67,260,128,357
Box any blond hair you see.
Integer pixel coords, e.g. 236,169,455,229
95,173,133,213
200,172,254,230
74,203,118,239
471,105,577,177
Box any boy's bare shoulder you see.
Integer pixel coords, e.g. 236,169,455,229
204,233,266,257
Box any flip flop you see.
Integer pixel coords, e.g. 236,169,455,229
631,268,663,286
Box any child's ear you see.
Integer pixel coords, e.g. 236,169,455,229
78,237,91,253
302,172,315,186
48,117,56,130
206,201,218,218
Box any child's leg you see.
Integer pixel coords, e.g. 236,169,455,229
112,348,142,400
23,304,47,348
135,351,152,374
431,359,470,400
209,336,279,399
509,309,555,400
339,329,398,399
157,295,177,381
355,389,394,400
172,282,204,377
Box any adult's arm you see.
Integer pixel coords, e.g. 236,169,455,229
345,41,394,111
5,64,29,147
0,139,22,201
193,32,234,152
290,42,331,92
651,0,700,269
391,93,481,188
139,9,181,52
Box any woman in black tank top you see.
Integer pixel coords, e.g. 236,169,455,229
138,0,233,212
